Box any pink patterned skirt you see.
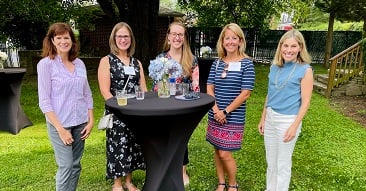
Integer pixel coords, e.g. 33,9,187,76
206,119,245,151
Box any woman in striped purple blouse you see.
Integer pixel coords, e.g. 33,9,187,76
37,22,94,191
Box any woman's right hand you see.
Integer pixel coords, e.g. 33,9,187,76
58,128,74,145
258,120,265,135
214,110,227,125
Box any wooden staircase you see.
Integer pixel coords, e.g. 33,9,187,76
314,71,365,97
313,40,366,97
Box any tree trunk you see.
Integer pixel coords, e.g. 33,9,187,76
127,0,159,72
96,0,159,72
324,12,335,67
363,17,366,39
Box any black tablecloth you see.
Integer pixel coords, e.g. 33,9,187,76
106,92,214,191
197,57,215,93
0,68,33,134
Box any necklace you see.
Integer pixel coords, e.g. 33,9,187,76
274,63,297,90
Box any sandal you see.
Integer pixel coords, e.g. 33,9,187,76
123,183,140,191
227,184,239,191
216,183,226,191
111,186,124,191
183,172,190,186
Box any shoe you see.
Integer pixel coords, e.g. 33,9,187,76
216,183,226,191
123,183,140,191
227,184,239,191
111,186,124,191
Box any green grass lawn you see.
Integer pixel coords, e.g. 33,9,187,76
1,64,365,191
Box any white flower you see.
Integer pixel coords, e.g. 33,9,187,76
200,46,212,55
148,56,183,81
0,51,8,61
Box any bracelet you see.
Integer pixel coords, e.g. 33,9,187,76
223,109,228,115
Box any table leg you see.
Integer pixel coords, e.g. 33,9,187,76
140,123,195,191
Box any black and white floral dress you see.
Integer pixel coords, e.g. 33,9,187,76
105,53,145,179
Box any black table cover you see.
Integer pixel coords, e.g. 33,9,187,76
0,68,33,135
106,92,214,191
197,57,215,93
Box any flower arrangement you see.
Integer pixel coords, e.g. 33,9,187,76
148,57,183,81
0,51,8,69
200,46,212,57
148,56,183,98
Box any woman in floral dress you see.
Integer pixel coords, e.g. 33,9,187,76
98,22,147,191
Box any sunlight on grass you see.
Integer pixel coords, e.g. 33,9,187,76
1,65,365,190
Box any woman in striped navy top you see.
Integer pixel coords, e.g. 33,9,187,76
206,23,255,191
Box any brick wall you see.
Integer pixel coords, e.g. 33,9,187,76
79,16,114,57
79,16,178,58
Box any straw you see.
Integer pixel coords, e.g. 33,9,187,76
123,75,130,91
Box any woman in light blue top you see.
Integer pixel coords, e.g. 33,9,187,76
258,29,313,191
37,22,94,191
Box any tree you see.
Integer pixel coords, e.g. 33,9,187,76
96,0,159,68
177,0,281,30
315,0,349,67
336,0,366,38
0,0,96,49
280,0,315,28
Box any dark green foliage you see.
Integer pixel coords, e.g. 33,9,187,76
178,0,279,30
0,0,97,49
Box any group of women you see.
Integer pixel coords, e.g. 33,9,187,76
37,19,312,191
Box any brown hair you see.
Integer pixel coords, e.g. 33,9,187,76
41,22,79,61
162,21,194,77
216,23,249,59
109,22,136,56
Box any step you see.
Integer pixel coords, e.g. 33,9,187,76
315,74,329,84
313,81,327,95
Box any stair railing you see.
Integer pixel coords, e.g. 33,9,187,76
325,40,364,97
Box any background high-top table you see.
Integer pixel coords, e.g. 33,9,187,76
0,68,32,135
106,92,214,191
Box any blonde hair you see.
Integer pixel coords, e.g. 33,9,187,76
162,21,194,77
273,29,312,66
216,23,248,59
109,22,136,56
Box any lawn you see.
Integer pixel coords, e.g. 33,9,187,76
0,64,365,191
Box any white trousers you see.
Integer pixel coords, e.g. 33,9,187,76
264,107,301,191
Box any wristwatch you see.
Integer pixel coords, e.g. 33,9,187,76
223,109,229,115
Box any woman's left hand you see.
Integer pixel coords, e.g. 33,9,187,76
81,123,93,140
283,125,297,142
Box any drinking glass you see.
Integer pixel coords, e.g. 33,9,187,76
135,85,145,100
116,90,127,106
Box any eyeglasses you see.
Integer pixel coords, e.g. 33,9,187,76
115,35,130,40
169,33,184,39
221,65,229,78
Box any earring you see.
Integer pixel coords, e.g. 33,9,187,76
168,41,170,45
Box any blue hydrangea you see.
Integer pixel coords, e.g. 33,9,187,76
148,57,183,81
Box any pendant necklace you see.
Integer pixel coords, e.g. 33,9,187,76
274,63,297,90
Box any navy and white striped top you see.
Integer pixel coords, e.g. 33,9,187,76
207,58,255,124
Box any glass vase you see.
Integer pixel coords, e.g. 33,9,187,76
158,80,170,98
